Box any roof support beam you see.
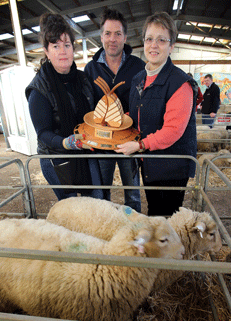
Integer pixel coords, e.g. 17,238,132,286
0,0,126,32
172,59,231,64
8,0,27,66
36,0,85,36
173,14,230,27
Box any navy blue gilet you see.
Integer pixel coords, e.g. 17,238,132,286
129,57,198,182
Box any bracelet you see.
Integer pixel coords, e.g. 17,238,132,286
138,140,145,152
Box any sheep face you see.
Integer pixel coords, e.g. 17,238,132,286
191,218,222,255
104,217,185,261
169,207,222,258
136,217,185,260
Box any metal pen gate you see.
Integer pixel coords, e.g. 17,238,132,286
0,154,231,321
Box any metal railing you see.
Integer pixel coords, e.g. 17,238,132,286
0,157,31,216
24,154,201,218
0,153,231,320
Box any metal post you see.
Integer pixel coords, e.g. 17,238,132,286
8,0,27,67
82,38,88,64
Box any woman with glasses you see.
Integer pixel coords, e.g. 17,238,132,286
115,12,198,216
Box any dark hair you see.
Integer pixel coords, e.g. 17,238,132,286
38,13,75,65
187,72,193,78
205,74,213,80
142,12,177,45
100,8,127,35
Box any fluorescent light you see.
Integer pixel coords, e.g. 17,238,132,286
72,15,90,23
203,37,215,43
0,33,14,40
198,23,212,28
190,36,204,41
173,0,184,10
22,29,32,35
178,34,190,40
186,22,197,26
32,26,40,32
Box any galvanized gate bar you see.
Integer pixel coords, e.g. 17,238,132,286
202,156,231,190
196,255,220,321
0,186,27,208
200,188,231,249
24,154,200,218
0,157,31,216
0,312,74,321
0,247,230,274
1,153,231,320
210,254,231,314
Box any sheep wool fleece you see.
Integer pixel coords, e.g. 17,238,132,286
0,217,184,321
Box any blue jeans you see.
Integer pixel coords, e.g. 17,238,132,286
40,158,104,201
202,114,216,128
98,158,141,212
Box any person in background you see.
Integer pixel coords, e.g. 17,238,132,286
201,73,220,128
187,72,203,112
26,13,103,200
84,8,146,212
115,12,198,216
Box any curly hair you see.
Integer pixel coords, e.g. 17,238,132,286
39,13,75,49
38,13,75,66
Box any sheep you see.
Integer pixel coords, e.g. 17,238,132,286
198,149,231,168
47,198,222,293
152,207,222,292
0,217,184,321
197,128,229,152
47,196,148,241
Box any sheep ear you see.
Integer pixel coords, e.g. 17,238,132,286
131,230,151,253
192,222,206,238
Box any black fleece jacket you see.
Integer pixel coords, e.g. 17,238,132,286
201,82,220,114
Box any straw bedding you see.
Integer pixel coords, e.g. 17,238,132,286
135,246,231,321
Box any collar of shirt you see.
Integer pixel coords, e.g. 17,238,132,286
97,49,126,71
145,59,167,77
206,82,213,89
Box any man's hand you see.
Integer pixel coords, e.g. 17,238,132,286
210,112,216,118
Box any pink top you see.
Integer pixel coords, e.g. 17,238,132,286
141,74,193,151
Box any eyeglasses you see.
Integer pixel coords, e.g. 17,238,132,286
143,37,171,46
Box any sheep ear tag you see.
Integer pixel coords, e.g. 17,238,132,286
76,76,140,150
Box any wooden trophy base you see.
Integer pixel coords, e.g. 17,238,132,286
76,112,140,150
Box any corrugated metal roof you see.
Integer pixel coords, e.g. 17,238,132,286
0,0,230,68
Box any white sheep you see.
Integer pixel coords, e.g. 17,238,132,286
47,197,148,241
152,206,222,292
0,217,184,321
197,128,229,152
47,198,222,292
198,149,231,168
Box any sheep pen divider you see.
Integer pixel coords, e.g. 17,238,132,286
0,153,231,321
